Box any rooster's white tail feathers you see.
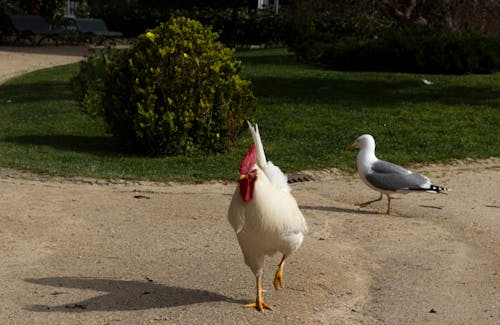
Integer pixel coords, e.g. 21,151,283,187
247,121,267,171
247,121,291,193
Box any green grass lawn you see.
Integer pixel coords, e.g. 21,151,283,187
0,48,498,181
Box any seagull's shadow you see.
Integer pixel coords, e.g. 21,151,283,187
300,205,375,215
25,277,246,312
301,205,416,218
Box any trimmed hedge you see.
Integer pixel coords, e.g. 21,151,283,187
305,28,500,74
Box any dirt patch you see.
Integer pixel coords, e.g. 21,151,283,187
0,46,498,324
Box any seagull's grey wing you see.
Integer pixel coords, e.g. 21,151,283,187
366,160,430,192
371,160,410,175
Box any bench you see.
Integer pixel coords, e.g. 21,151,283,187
6,14,66,45
66,17,122,43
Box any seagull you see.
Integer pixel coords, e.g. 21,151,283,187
422,79,433,85
346,134,448,214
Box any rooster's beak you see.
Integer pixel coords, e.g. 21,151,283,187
239,174,247,180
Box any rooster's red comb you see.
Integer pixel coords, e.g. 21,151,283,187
239,143,257,174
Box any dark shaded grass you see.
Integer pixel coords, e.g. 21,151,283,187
0,48,498,181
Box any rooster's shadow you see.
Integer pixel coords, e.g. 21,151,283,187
25,276,246,312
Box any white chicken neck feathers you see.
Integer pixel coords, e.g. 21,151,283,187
228,167,307,235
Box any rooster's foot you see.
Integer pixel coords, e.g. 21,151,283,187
245,299,272,311
273,269,285,290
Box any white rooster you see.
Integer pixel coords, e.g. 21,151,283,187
227,121,307,311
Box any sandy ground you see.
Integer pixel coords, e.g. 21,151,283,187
0,46,91,84
0,45,499,324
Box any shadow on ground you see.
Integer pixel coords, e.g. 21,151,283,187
300,205,375,215
25,277,246,312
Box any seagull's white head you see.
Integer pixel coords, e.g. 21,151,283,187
346,134,376,151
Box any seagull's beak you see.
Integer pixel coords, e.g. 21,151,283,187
346,144,356,151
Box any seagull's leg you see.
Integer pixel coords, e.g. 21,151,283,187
245,274,272,311
358,193,383,207
385,195,392,214
273,255,287,290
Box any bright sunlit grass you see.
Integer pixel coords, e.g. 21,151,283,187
0,48,498,181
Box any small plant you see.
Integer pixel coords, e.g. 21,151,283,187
71,51,108,118
77,17,257,156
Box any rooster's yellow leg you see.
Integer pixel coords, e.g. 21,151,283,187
358,193,383,207
245,274,272,311
273,255,287,290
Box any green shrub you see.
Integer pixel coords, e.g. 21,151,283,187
71,51,108,118
100,17,257,156
89,2,163,37
283,0,499,74
284,0,394,61
234,8,285,45
316,28,500,74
